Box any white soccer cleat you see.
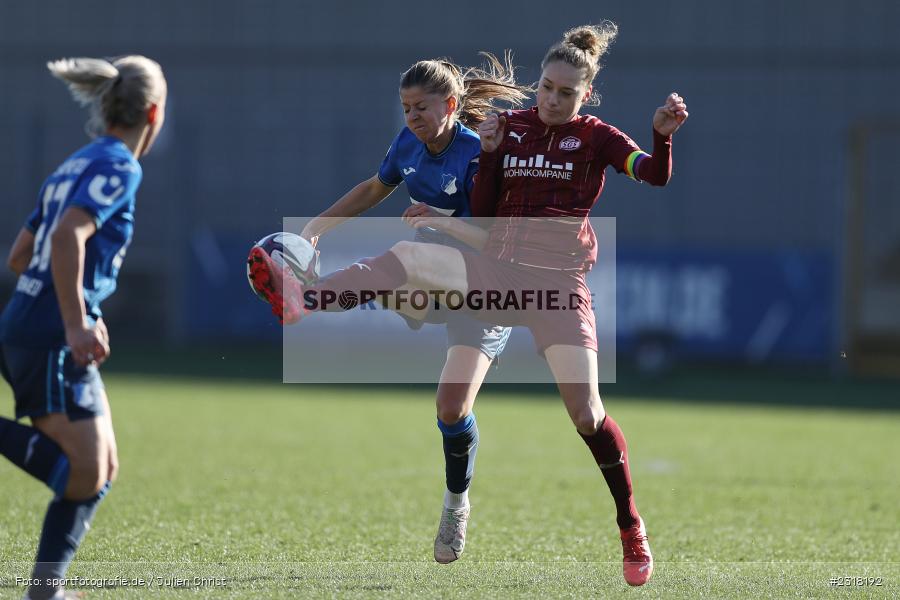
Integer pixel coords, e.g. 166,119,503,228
433,505,470,564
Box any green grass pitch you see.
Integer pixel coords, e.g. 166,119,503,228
1,373,898,598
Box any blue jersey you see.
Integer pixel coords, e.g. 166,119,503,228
378,121,480,218
0,136,142,348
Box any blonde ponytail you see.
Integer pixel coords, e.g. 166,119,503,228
48,55,166,136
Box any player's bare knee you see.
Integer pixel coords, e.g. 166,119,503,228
572,407,603,435
392,240,426,282
66,459,106,500
437,404,467,425
390,241,415,267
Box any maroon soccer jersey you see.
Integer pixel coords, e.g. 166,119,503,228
471,107,671,271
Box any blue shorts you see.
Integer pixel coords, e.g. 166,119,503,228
445,312,511,361
0,343,106,421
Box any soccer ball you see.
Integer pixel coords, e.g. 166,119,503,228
247,232,319,300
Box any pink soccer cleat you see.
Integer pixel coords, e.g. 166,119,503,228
620,517,653,586
247,245,306,324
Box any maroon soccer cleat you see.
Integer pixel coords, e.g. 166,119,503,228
247,245,306,324
620,517,653,586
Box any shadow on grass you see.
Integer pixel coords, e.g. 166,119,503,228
104,343,899,411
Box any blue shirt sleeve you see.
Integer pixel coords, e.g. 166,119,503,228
67,159,141,228
377,130,404,187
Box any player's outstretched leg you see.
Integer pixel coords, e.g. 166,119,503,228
249,248,412,324
434,412,478,563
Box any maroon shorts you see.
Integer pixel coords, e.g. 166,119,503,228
460,252,597,353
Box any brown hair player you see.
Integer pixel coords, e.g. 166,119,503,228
252,22,687,586
468,22,686,586
292,54,528,564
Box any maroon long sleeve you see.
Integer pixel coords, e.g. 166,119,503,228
635,130,672,186
469,148,502,218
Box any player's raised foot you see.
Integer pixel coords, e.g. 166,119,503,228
620,517,653,586
433,505,470,564
247,245,305,324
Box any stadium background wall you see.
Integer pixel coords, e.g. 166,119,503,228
1,1,898,372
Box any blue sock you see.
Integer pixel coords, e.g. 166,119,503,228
0,417,69,496
438,413,479,494
30,482,111,600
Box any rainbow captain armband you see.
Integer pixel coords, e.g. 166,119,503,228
624,150,651,181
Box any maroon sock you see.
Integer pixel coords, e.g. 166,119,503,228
579,415,640,530
307,251,408,312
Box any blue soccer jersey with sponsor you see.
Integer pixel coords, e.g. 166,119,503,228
378,121,480,218
0,136,142,347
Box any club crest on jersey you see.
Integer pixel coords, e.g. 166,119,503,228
559,136,581,151
441,174,457,195
87,174,125,206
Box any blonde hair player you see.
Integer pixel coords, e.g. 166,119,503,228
254,23,687,586
0,55,166,600
288,54,527,564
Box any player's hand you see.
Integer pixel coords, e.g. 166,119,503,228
653,92,688,137
66,323,109,367
478,113,506,152
402,203,447,231
95,318,110,354
299,223,320,248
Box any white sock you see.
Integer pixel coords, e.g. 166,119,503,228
444,489,469,509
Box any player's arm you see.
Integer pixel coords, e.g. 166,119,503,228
610,93,688,186
403,150,491,249
432,218,489,250
301,176,396,244
401,204,489,250
50,207,108,366
6,227,35,275
471,114,506,217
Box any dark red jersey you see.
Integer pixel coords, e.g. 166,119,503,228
471,107,672,271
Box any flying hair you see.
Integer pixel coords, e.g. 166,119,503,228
400,51,530,130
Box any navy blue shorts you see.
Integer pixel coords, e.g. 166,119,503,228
0,343,106,421
445,312,511,361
